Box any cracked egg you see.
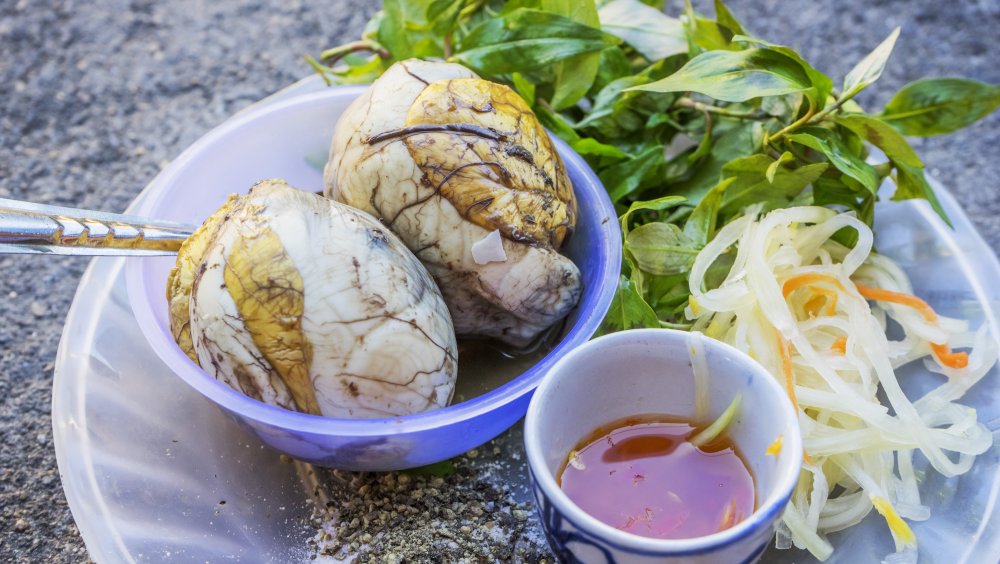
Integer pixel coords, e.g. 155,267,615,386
325,59,582,348
166,179,458,419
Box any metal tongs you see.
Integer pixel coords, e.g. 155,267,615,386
0,198,197,256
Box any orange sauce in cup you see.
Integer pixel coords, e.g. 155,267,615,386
558,414,755,540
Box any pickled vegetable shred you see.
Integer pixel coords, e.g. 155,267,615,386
686,205,997,561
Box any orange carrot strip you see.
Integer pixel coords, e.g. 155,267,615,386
855,283,970,369
775,328,816,465
854,284,937,323
782,273,847,298
776,329,799,411
931,343,970,369
831,336,847,354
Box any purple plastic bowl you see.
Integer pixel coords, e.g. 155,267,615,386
125,87,621,471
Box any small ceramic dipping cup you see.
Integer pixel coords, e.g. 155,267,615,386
524,328,803,563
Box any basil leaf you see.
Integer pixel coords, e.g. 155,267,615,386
787,128,880,194
571,138,629,159
833,114,922,168
670,119,764,202
880,78,1000,136
626,222,701,275
455,9,618,75
511,72,536,106
630,48,812,102
428,0,467,35
683,177,732,245
688,121,714,164
765,151,795,183
534,103,581,144
761,93,804,120
689,15,739,52
842,27,900,100
810,174,875,246
576,58,683,138
619,195,687,235
812,174,866,209
731,35,832,110
714,0,746,36
893,162,950,226
591,47,634,94
602,144,668,203
645,272,694,315
599,276,661,334
598,0,688,61
544,0,602,110
379,0,443,60
719,154,828,215
315,53,387,85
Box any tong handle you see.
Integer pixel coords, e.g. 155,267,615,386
0,198,196,256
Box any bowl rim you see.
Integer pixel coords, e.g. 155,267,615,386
523,328,804,554
124,86,622,436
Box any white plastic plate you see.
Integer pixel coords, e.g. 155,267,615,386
52,77,1000,563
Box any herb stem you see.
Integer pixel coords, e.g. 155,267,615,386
304,55,334,86
443,33,454,59
809,97,851,124
676,97,765,119
319,39,390,67
767,98,816,146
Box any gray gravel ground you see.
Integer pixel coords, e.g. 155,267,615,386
1,0,998,561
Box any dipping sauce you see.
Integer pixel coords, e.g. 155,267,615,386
558,415,755,540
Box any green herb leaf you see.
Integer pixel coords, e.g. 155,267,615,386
787,128,880,194
713,0,746,36
598,0,688,61
428,0,467,36
379,0,443,60
455,9,619,75
511,72,536,105
534,101,581,145
602,144,667,203
720,154,828,215
812,174,876,245
619,195,688,235
591,47,634,93
669,119,764,202
731,35,832,110
544,0,602,110
630,48,812,102
599,276,662,334
893,161,950,226
880,78,1000,136
841,27,900,100
683,177,732,245
833,114,922,168
626,222,701,275
571,137,629,159
576,57,684,138
765,151,794,183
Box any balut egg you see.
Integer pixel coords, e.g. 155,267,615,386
166,179,458,418
324,59,582,348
